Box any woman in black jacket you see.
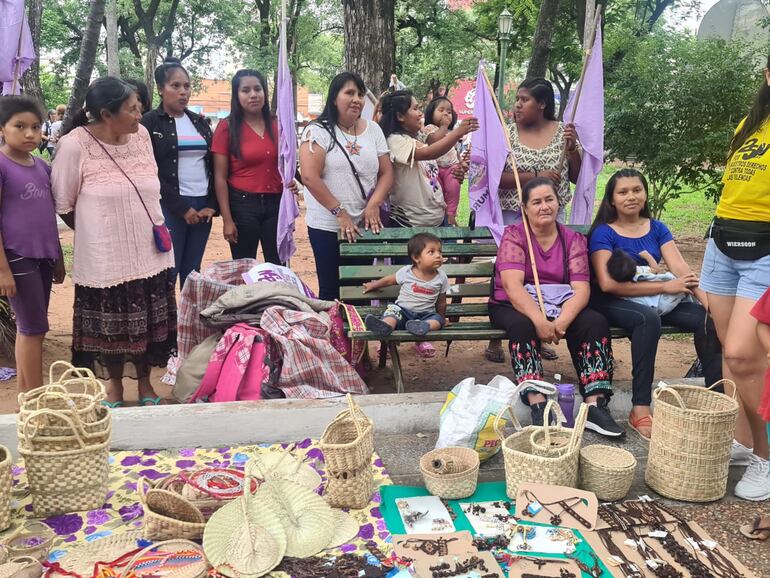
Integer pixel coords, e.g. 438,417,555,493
140,57,217,288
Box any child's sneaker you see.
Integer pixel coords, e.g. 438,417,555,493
405,319,431,335
365,315,393,337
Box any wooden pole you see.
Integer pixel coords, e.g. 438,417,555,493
557,6,602,173
480,66,547,318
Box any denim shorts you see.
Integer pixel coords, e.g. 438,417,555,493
383,304,444,329
699,238,770,301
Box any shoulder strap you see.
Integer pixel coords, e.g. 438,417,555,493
318,121,368,200
82,127,156,227
557,224,569,285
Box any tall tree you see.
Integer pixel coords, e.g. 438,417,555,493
526,0,561,78
105,0,120,76
64,0,107,125
343,0,395,93
21,0,44,104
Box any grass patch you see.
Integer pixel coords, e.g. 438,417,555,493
61,244,73,273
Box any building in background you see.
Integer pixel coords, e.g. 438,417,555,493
698,0,770,52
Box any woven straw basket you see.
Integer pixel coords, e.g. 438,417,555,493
528,404,571,457
645,379,738,502
19,411,110,517
420,447,479,499
324,462,373,509
18,362,106,408
494,401,588,499
2,521,55,561
0,556,41,578
18,392,101,429
17,406,111,453
320,394,374,472
139,481,206,541
579,445,636,501
0,445,11,532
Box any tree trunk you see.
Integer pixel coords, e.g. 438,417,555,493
343,0,395,94
105,0,120,76
20,0,44,104
526,0,560,79
64,0,107,127
144,43,159,97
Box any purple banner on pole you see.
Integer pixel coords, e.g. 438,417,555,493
276,16,299,264
0,0,35,94
467,62,510,245
564,24,604,226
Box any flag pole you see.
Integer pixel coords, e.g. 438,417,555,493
557,6,602,174
9,9,26,95
480,67,547,318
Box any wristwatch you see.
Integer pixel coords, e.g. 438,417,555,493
330,205,343,216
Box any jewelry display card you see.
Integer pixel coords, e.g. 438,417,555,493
396,496,456,534
508,525,579,555
458,500,515,536
392,531,475,561
413,551,505,578
515,482,598,531
506,557,582,578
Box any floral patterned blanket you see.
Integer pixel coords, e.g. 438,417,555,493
2,439,393,568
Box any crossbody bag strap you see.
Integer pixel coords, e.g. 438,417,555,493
83,127,156,226
318,121,368,200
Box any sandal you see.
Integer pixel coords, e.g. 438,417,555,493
628,412,653,440
414,342,436,358
484,343,506,363
541,346,559,361
740,516,770,540
101,400,124,409
138,397,165,406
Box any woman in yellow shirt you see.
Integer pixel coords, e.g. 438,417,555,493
700,57,770,502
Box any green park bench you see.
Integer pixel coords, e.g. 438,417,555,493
338,225,689,393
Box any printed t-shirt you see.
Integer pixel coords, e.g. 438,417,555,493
175,113,209,197
395,265,450,313
387,133,446,228
718,118,770,222
0,152,59,259
418,124,459,167
588,220,674,265
211,119,282,194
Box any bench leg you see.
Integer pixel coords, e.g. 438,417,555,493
388,342,405,394
378,340,388,368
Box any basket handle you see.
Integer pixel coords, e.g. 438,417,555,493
117,539,206,578
26,390,98,415
568,403,589,451
655,386,687,409
540,400,567,448
707,378,738,399
20,408,88,449
47,360,79,384
345,393,364,438
492,405,522,441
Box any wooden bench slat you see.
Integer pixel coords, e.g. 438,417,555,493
356,303,490,317
340,262,493,281
339,226,494,242
340,243,497,258
340,282,492,301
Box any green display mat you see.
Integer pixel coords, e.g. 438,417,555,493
381,482,611,578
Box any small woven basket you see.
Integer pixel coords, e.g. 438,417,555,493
324,463,374,510
579,444,637,501
320,394,374,472
0,445,11,532
19,411,110,517
528,405,571,457
2,521,55,561
139,481,206,541
157,469,249,520
494,401,587,499
420,447,479,499
645,379,739,502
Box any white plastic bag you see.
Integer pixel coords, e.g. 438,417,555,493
436,376,557,462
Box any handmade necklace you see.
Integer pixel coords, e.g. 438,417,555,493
521,490,590,528
396,537,458,557
339,122,361,156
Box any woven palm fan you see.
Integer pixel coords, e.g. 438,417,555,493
249,455,335,558
46,531,147,577
203,467,287,578
259,450,322,490
325,510,360,550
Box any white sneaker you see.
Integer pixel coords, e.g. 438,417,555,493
730,440,754,466
734,454,770,501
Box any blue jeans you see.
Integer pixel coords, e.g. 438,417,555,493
162,195,212,288
382,304,445,329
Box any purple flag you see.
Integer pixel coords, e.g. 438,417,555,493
0,0,35,94
468,62,510,245
276,15,298,264
564,23,604,225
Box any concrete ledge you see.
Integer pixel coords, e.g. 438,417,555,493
0,378,705,455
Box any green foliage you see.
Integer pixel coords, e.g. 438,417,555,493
604,32,760,217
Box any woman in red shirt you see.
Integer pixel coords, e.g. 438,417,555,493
212,69,286,263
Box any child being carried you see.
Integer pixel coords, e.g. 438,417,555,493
363,232,449,336
606,248,693,315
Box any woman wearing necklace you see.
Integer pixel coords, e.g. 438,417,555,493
299,72,394,300
213,69,294,263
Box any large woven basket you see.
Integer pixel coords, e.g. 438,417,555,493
319,394,374,472
645,380,738,502
0,445,10,533
420,447,479,499
139,481,206,541
17,406,111,452
324,462,374,510
18,391,101,428
19,411,110,517
18,362,106,407
494,401,587,499
579,444,636,501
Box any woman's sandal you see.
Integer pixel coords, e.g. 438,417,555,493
484,344,506,364
101,400,124,409
541,346,559,361
628,412,653,440
739,516,770,540
414,342,436,358
138,397,165,406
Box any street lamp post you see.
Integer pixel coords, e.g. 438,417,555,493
497,8,513,105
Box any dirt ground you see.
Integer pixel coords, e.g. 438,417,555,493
0,206,709,412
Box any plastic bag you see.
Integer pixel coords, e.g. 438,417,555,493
436,376,556,462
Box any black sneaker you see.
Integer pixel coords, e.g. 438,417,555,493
405,319,431,335
365,314,393,337
530,402,556,427
585,397,625,438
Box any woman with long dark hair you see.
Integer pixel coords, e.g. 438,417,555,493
141,58,216,288
52,77,176,407
702,58,770,502
212,69,288,263
298,72,393,300
588,168,723,439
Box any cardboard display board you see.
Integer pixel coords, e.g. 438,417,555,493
392,531,475,561
506,557,582,578
515,482,598,531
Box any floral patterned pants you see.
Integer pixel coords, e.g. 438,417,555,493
489,301,614,402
